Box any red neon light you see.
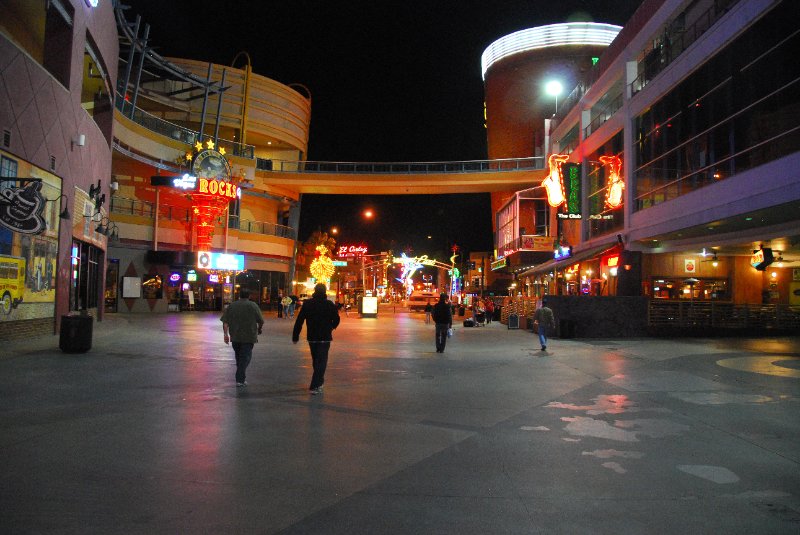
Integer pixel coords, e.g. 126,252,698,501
338,245,368,256
542,154,569,207
599,155,624,209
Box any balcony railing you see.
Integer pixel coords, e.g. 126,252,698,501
257,157,544,174
649,301,800,332
110,197,295,240
228,215,295,240
114,94,255,159
629,0,740,95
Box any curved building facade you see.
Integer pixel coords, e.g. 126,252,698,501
482,22,621,273
107,5,311,315
1,0,118,338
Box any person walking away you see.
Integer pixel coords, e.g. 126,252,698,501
484,298,494,324
432,293,453,353
424,300,433,324
277,291,284,318
221,289,265,387
281,295,292,318
534,298,556,351
288,294,299,318
292,283,341,394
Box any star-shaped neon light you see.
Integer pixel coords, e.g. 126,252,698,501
219,147,226,155
206,139,215,150
195,141,204,152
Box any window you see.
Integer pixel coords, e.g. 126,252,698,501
43,0,74,88
82,34,113,142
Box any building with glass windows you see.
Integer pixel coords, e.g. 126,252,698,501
491,0,800,330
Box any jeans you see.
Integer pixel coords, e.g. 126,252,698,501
538,326,549,349
232,342,254,383
308,341,331,389
435,323,449,352
288,303,296,318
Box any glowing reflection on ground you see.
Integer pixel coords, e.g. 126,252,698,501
716,356,800,378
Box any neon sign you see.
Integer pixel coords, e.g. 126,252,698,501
338,245,368,257
542,154,569,208
600,155,624,208
197,251,245,271
554,245,573,260
172,174,197,190
208,274,220,283
310,245,335,281
198,178,240,200
169,273,181,282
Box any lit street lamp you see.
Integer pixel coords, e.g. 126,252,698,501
545,80,563,115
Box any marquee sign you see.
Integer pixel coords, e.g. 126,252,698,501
338,245,368,257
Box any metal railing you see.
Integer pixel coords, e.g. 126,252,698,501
649,301,800,331
257,157,545,174
629,0,740,95
110,197,295,240
584,92,624,138
227,215,295,239
115,94,255,159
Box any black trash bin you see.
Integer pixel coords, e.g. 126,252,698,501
59,313,93,353
559,319,576,339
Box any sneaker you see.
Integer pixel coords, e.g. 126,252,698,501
541,346,546,351
236,381,248,387
310,386,324,395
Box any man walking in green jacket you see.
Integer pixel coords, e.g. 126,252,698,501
221,289,265,387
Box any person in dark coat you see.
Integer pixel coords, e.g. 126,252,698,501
432,293,453,353
292,283,341,394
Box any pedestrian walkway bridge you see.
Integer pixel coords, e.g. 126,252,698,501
254,157,548,195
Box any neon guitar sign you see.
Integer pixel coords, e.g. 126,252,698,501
599,155,624,209
542,154,570,207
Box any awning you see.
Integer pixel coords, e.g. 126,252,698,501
519,243,620,277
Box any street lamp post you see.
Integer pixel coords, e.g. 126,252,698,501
545,80,563,116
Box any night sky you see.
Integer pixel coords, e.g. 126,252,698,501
125,0,643,256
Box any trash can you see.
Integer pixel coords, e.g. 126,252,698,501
559,319,576,339
507,313,520,329
59,313,93,353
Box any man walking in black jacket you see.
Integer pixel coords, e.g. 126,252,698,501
292,283,341,394
432,293,453,353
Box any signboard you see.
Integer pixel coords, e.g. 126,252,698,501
122,276,141,298
332,260,348,266
338,245,368,257
361,295,378,317
559,162,582,219
0,180,47,235
554,245,573,261
684,258,697,273
491,258,507,271
197,251,245,271
751,248,774,271
521,235,554,251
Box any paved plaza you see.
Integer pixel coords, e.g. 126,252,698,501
1,308,799,534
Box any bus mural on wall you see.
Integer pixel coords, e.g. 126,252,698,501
0,255,25,314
